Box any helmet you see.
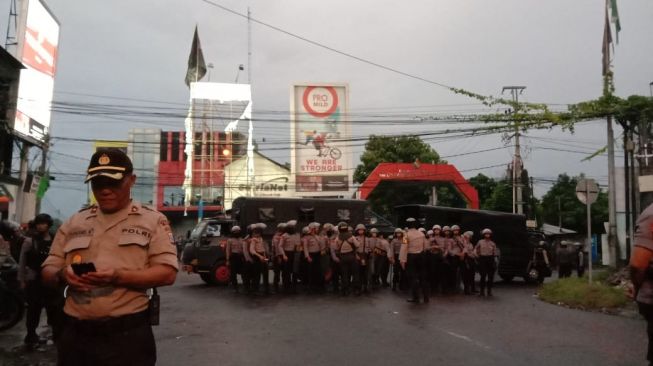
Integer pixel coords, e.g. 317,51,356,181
355,224,366,231
277,223,287,229
256,223,267,230
323,223,334,230
406,217,416,223
442,226,451,232
370,228,378,234
463,231,473,238
451,225,460,231
388,235,394,240
34,213,53,226
231,226,241,233
309,222,321,229
481,228,492,235
394,228,403,234
432,225,442,231
302,226,309,234
427,230,434,236
337,222,349,230
538,240,547,247
286,220,297,227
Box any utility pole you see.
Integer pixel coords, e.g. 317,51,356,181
502,86,526,215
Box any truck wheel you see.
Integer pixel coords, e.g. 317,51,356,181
199,273,215,285
211,261,230,285
499,274,514,283
525,268,540,284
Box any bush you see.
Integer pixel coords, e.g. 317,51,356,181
539,277,628,309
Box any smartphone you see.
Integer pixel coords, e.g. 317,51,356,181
71,262,97,276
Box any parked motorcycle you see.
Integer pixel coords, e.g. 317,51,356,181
0,253,25,331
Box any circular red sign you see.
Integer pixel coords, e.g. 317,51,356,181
302,86,339,118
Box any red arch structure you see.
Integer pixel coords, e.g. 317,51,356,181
358,163,479,209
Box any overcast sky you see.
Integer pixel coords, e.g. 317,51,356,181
2,0,652,218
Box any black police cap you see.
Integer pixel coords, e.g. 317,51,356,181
85,148,133,182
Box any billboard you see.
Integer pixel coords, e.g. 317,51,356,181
290,84,351,196
14,0,60,144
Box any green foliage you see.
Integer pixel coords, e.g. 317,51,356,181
468,173,497,208
484,179,513,213
355,135,467,217
539,276,628,309
540,174,608,234
354,135,443,184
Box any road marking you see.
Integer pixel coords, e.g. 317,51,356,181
446,331,492,351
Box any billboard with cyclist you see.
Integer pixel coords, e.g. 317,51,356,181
290,83,352,195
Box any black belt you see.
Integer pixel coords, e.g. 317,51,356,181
63,310,150,335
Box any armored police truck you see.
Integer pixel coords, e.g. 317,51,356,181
394,204,549,283
181,197,394,285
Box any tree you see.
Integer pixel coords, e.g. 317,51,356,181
540,174,608,234
484,179,513,213
354,135,466,216
468,173,497,209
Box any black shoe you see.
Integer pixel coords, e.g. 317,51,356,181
406,298,420,303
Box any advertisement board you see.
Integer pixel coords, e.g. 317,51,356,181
290,84,351,196
13,0,59,144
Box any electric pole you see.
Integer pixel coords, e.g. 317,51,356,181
503,86,526,215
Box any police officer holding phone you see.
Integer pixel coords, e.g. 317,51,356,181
41,149,178,366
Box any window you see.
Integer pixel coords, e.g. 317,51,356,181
160,132,168,161
171,132,180,162
298,206,315,222
258,207,275,222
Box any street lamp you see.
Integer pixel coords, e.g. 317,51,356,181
649,81,653,97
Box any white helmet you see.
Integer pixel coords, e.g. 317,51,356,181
355,224,366,231
427,230,434,236
432,225,442,231
451,225,461,231
231,226,241,233
481,228,492,235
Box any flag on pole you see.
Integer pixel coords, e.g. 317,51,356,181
36,171,49,199
609,0,621,44
185,26,207,87
602,6,613,76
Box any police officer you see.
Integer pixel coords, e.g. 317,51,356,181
271,223,286,293
631,203,653,365
556,241,573,278
475,229,498,297
373,230,391,288
226,226,250,293
354,224,372,294
460,230,477,295
318,223,333,290
389,228,405,291
400,218,429,303
430,225,445,294
334,222,360,296
303,222,323,292
18,213,63,345
249,223,269,295
278,220,300,293
327,224,342,294
41,148,178,366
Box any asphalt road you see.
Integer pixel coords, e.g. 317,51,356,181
1,273,648,366
154,274,647,366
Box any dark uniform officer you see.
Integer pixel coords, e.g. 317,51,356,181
278,220,300,293
303,222,323,292
389,228,405,291
41,149,178,366
226,226,250,293
475,229,498,297
400,218,429,303
631,203,653,365
18,213,63,345
271,223,286,293
556,241,573,278
249,223,269,294
334,222,360,296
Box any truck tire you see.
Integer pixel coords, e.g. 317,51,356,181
499,274,514,283
211,261,230,286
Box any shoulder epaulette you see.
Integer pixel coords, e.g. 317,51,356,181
78,205,97,213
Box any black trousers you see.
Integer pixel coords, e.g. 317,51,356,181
407,253,429,301
392,254,405,290
639,302,653,363
25,279,63,340
358,255,369,291
339,252,359,295
446,256,461,293
252,256,269,293
272,256,282,289
461,257,476,294
558,263,572,278
478,256,496,293
282,250,296,290
374,254,390,285
229,253,245,289
430,253,444,293
57,312,155,366
330,259,341,292
307,252,323,290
